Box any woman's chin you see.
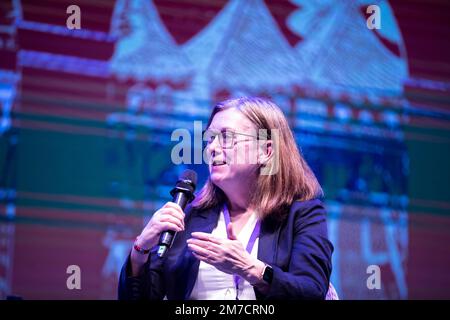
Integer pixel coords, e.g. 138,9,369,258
210,169,228,185
210,172,223,183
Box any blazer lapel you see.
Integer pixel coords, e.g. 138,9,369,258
257,215,280,264
254,215,281,300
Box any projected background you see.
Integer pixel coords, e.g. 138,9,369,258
0,0,449,299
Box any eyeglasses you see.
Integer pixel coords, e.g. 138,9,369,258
203,129,258,149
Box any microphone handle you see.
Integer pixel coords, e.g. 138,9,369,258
173,191,190,210
157,191,189,257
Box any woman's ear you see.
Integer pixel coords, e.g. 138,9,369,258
258,139,273,166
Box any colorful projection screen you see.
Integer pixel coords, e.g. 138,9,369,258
0,0,449,299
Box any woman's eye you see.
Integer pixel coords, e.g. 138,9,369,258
204,132,216,144
222,132,234,145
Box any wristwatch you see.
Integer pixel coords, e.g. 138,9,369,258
262,264,274,284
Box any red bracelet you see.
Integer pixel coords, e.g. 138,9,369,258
133,237,151,254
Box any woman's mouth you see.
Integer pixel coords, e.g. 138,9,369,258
211,159,226,166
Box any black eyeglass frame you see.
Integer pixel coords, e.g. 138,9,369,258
202,128,263,149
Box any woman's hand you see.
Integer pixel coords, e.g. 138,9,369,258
136,201,185,250
130,202,185,276
187,223,266,285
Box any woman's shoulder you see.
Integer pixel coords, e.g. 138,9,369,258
291,198,325,212
284,199,330,239
288,198,327,223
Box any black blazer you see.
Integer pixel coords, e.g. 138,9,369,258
118,198,333,300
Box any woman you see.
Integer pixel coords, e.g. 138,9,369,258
118,96,333,300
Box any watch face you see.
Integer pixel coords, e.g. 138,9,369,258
263,265,274,284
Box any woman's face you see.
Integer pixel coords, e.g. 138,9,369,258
206,107,261,193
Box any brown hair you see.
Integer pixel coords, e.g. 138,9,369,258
192,97,323,220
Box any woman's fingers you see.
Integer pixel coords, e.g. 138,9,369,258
159,212,184,230
187,238,220,253
156,206,185,229
190,232,222,244
160,207,185,223
163,202,185,217
136,203,186,250
191,251,208,262
159,221,184,233
187,242,212,258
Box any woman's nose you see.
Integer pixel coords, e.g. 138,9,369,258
206,137,223,161
207,134,222,152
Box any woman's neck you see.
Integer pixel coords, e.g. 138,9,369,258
225,198,255,235
225,196,254,219
222,176,256,217
225,192,246,210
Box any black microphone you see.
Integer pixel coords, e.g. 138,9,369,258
157,169,197,258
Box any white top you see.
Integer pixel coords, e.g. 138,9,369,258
189,209,259,300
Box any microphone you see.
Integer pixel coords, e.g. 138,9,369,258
157,169,198,258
